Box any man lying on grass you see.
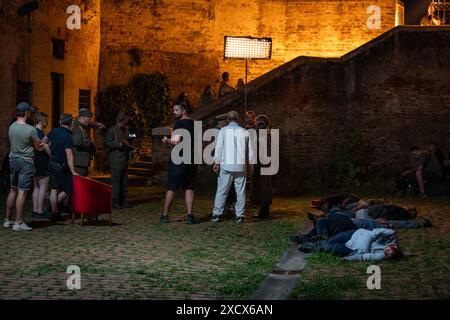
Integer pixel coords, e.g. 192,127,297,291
298,228,403,262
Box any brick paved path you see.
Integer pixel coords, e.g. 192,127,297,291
0,192,303,299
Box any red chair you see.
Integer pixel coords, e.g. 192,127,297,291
72,175,112,226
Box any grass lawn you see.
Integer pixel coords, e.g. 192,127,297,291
0,187,449,299
290,196,450,300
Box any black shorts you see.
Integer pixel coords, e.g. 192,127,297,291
49,161,73,195
167,163,197,191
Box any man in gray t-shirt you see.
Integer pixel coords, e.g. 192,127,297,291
3,102,43,231
9,121,38,162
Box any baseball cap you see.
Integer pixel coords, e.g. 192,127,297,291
60,113,73,125
78,108,93,118
16,102,32,112
215,113,227,120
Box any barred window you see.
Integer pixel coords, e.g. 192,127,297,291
430,0,450,25
16,81,33,105
79,89,91,110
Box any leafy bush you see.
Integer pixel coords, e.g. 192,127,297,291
330,134,368,187
94,72,172,164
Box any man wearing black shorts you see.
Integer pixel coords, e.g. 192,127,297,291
47,114,79,219
160,103,197,224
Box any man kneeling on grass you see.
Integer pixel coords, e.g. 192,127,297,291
298,228,403,262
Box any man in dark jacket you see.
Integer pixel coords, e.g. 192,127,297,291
72,108,102,176
104,111,132,209
251,115,273,218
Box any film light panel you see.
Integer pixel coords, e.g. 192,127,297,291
224,36,272,60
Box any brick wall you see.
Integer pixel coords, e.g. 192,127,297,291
0,0,28,157
99,0,398,108
189,27,450,194
0,0,101,158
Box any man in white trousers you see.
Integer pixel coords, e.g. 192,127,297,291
211,111,255,223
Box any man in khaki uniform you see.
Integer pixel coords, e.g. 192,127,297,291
72,109,102,176
104,111,132,209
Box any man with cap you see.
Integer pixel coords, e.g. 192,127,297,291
3,102,44,231
72,108,102,176
47,114,79,220
104,111,132,209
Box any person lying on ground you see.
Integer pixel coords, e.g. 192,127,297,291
298,228,403,262
313,198,388,218
311,194,360,213
290,210,432,244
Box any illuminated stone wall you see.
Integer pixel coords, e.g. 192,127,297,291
0,0,100,156
99,0,398,107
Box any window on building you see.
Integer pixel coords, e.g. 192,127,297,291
79,89,91,110
430,0,450,25
16,81,33,105
52,38,65,60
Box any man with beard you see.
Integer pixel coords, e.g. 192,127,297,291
72,108,104,177
160,103,197,225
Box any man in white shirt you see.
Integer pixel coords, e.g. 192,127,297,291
211,111,255,223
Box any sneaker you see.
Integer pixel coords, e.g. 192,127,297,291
160,215,169,224
31,211,38,218
12,222,33,231
186,214,196,225
419,193,428,198
3,218,14,229
307,212,317,223
112,203,123,210
422,219,433,228
298,245,313,253
34,211,53,220
289,234,307,244
121,202,133,209
236,216,244,223
211,215,223,222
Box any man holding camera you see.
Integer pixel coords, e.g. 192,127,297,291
104,111,133,209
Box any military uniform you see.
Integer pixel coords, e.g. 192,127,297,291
72,121,96,176
104,124,130,207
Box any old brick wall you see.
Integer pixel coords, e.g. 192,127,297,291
0,0,101,158
189,27,450,194
99,0,398,108
0,0,28,157
343,28,450,178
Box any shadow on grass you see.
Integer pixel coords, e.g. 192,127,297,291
28,220,123,228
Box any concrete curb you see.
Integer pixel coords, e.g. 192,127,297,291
250,245,310,300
